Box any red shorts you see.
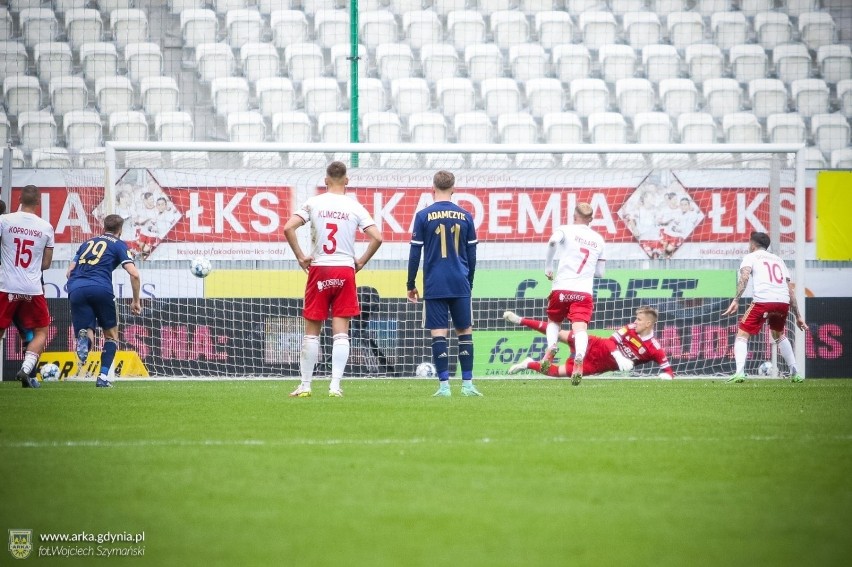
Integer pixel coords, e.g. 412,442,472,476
739,302,790,335
561,334,619,376
546,290,593,324
304,265,360,321
0,292,51,329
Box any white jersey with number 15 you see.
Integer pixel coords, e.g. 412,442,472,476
295,192,376,268
739,249,791,303
550,224,605,294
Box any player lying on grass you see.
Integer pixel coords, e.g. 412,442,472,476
504,306,673,382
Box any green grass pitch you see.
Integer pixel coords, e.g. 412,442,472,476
2,378,851,566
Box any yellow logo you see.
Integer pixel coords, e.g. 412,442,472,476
9,529,33,560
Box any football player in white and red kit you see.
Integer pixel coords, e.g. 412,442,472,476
505,306,673,379
0,185,55,388
284,161,383,398
540,202,606,385
721,231,807,383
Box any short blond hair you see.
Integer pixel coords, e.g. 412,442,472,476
636,306,658,323
575,202,593,221
433,170,455,191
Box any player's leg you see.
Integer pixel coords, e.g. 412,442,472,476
88,289,122,387
95,327,120,388
326,268,361,397
768,306,802,382
541,292,567,372
292,318,322,397
567,295,594,385
69,290,95,365
13,296,51,388
516,358,571,377
729,304,760,383
450,297,481,396
424,300,451,396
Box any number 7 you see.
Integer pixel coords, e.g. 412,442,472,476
576,247,590,273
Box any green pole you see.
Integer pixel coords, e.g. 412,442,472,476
349,0,359,168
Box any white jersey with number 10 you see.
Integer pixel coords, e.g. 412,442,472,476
295,192,376,268
551,224,605,294
739,249,791,303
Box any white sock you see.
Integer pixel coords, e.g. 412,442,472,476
300,335,319,389
573,331,588,360
734,337,748,375
21,351,38,374
777,336,798,375
545,321,560,351
330,333,349,391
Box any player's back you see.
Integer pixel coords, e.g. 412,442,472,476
743,249,790,303
0,211,54,295
68,234,132,293
300,192,374,268
552,223,605,293
413,201,477,299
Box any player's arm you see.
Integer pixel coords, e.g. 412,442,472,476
655,351,674,379
787,279,807,331
123,260,143,315
41,246,54,271
722,265,751,316
355,225,383,273
466,240,477,290
406,243,422,303
609,327,635,371
283,214,311,272
594,259,605,278
544,231,563,280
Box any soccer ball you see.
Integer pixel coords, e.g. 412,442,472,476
190,257,213,278
415,362,436,377
758,361,773,376
40,363,60,381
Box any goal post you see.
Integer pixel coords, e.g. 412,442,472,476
64,142,809,379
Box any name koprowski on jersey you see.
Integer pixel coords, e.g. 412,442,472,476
550,224,605,294
0,211,55,295
295,193,376,268
739,249,791,303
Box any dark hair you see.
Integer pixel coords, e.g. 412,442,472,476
0,199,6,215
433,170,455,191
104,214,124,235
680,197,690,204
750,231,771,250
665,192,677,199
156,197,167,204
21,185,39,207
327,161,347,179
143,192,154,200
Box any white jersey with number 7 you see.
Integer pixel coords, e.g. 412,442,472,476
550,224,605,294
294,192,376,268
739,249,791,303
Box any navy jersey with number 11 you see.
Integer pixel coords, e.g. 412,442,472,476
408,201,478,299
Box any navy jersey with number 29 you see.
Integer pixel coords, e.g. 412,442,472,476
67,234,134,295
408,201,478,299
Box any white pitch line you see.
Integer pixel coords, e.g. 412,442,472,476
2,434,850,450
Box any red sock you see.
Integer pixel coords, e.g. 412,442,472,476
528,361,561,377
521,318,548,334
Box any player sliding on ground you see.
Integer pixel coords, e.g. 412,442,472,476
504,306,673,381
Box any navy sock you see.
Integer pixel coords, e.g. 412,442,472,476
432,336,450,381
101,340,118,377
458,334,474,380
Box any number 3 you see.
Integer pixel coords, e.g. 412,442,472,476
323,223,338,254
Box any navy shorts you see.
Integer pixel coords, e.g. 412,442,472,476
423,297,472,330
69,287,117,333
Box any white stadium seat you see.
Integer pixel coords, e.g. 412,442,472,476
642,44,680,85
125,42,163,82
570,78,608,118
722,112,762,143
271,10,309,49
331,43,367,83
588,111,627,144
447,11,485,52
241,43,280,84
615,78,655,118
273,111,312,142
421,43,458,84
63,110,102,150
773,44,812,85
361,111,402,143
389,0,426,16
302,77,340,117
391,77,430,119
509,44,548,82
0,112,7,143
831,148,852,169
766,113,806,144
64,9,103,52
817,45,852,85
301,0,336,15
748,79,788,119
284,43,324,82
141,76,180,115
226,9,263,48
599,44,636,84
525,78,564,118
481,77,520,120
170,0,206,15
754,12,791,50
465,44,503,84
433,0,467,18
677,112,716,144
633,112,672,144
349,78,386,116
95,76,134,115
109,111,148,142
801,146,826,169
314,9,349,49
408,112,447,144
567,0,601,17
32,147,72,168
611,0,645,18
227,110,266,142
20,9,58,49
543,112,583,144
798,12,835,51
211,77,250,115
376,43,414,82
403,11,442,51
491,11,529,50
666,12,703,50
54,92,100,143
318,111,349,143
838,80,852,117
18,111,56,149
196,43,234,82
623,12,661,50
156,111,194,141
213,0,247,16
360,11,398,50
497,112,538,144
256,77,295,117
685,44,724,85
80,42,118,83
454,111,492,143
78,147,106,168
3,76,41,116
34,42,72,84
696,0,731,18
703,78,742,120
553,45,591,84
535,11,573,51
659,78,697,117
0,9,11,41
811,113,850,155
437,78,476,118
654,0,687,18
181,9,217,49
711,12,748,51
578,12,617,50
111,9,148,50
791,78,829,118
0,42,28,81
478,0,514,13
729,44,768,84
740,0,772,17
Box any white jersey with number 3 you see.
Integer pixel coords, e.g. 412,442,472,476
740,249,791,303
295,192,376,268
0,211,55,295
550,224,605,294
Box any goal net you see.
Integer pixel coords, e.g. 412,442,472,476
54,143,806,379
